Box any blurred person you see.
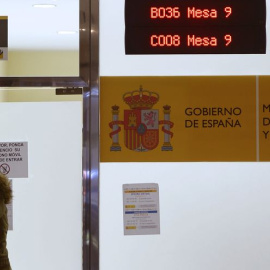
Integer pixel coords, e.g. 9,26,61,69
0,173,12,270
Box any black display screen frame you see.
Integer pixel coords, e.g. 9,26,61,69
125,0,267,55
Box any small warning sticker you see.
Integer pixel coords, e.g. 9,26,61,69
0,142,28,178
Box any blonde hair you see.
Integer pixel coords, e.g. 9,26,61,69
0,173,12,204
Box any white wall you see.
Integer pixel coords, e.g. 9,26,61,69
100,162,270,270
0,102,82,270
99,0,270,268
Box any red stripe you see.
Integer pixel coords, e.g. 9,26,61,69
124,130,127,148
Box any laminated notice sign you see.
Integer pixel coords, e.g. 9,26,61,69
7,180,13,230
123,183,160,235
0,142,28,178
7,201,13,230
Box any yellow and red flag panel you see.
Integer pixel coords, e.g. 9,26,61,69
101,76,270,162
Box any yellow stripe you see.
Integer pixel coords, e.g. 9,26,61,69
126,226,136,230
124,190,157,193
125,205,136,208
0,16,8,20
127,129,130,149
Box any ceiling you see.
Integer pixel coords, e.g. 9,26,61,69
2,0,79,50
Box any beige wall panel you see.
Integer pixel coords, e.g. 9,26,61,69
6,51,79,77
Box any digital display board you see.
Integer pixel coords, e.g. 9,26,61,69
125,0,266,54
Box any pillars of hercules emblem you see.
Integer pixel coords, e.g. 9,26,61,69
161,105,173,151
110,105,121,151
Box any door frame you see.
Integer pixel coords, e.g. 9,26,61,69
0,0,99,270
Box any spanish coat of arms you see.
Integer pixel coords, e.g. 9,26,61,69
109,86,174,152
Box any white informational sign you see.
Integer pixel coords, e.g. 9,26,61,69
123,183,160,235
0,142,28,178
7,200,13,231
0,48,8,60
7,180,13,230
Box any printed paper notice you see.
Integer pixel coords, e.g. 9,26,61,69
123,183,160,235
7,180,13,230
0,142,28,178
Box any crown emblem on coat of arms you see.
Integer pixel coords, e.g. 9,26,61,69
123,86,159,109
109,86,174,152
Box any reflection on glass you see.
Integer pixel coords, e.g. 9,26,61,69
0,0,79,77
